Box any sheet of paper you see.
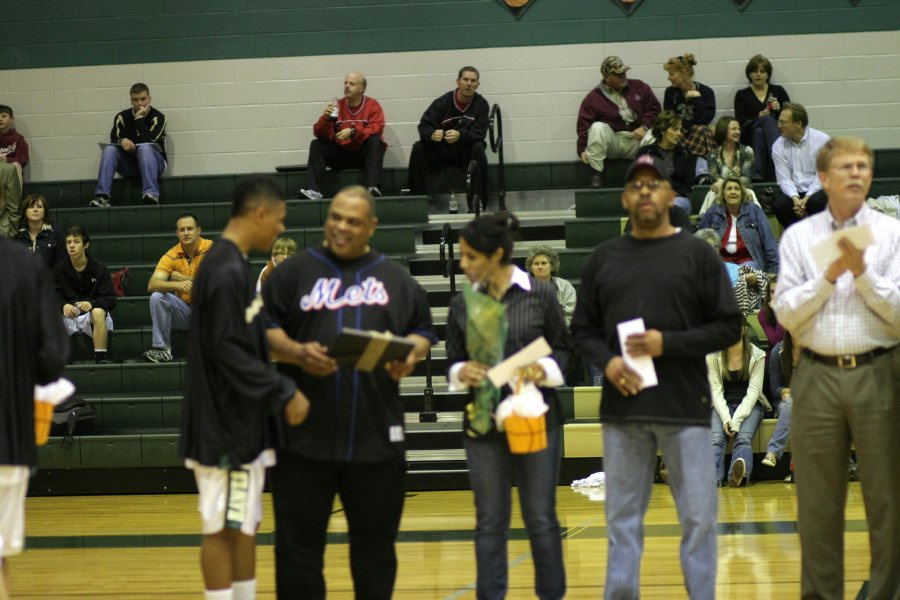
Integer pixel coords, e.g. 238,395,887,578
810,224,875,270
487,337,552,388
617,318,658,389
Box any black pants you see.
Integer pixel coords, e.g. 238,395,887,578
305,136,384,192
773,188,828,229
407,140,488,209
272,450,406,600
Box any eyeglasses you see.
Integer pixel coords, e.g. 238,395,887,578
625,180,665,192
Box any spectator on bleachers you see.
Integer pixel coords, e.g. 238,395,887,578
525,244,576,324
637,111,695,215
13,194,65,268
299,72,386,200
662,53,716,177
734,55,790,182
89,83,167,208
408,67,490,213
699,177,779,274
256,236,298,293
695,227,768,314
53,226,116,364
771,102,831,229
447,212,569,600
699,115,760,215
143,213,212,364
762,330,797,469
708,319,770,486
757,276,785,348
0,104,27,238
576,56,660,188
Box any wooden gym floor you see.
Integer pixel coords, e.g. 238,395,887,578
10,481,872,599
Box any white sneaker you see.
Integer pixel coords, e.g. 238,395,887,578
89,195,111,208
729,457,746,487
143,348,173,363
762,452,777,468
299,188,323,200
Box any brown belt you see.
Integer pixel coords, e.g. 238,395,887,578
802,346,895,369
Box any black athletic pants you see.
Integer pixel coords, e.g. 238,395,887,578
305,136,384,192
407,139,488,208
773,188,828,229
272,450,406,600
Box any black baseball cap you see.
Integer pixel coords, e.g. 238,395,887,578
624,154,674,188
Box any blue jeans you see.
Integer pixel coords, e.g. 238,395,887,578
464,427,565,600
149,292,191,349
95,143,166,198
710,402,764,483
603,423,717,600
766,397,792,458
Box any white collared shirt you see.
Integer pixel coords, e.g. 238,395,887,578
772,126,831,198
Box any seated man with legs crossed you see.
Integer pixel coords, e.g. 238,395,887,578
144,213,213,363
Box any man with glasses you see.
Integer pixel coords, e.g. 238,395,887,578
773,136,899,600
572,154,742,600
576,56,660,188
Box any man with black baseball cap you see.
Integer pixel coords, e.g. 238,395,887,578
571,154,742,599
576,56,660,188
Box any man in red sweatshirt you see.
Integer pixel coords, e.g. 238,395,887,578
576,57,660,188
300,72,386,200
0,105,28,238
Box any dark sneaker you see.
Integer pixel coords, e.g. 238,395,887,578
590,173,604,188
142,194,159,205
729,457,746,487
89,195,111,208
367,186,382,197
299,188,323,200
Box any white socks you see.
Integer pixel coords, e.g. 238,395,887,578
204,589,232,600
233,579,256,600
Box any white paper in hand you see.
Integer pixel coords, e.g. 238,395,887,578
810,224,875,271
616,318,658,390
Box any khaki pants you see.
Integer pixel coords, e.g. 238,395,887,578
0,162,22,239
584,122,651,173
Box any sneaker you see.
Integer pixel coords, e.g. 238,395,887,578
729,457,746,487
95,358,111,365
590,172,604,188
299,188,323,200
142,194,159,205
143,348,173,363
89,195,111,208
367,185,382,197
694,174,712,186
762,452,778,468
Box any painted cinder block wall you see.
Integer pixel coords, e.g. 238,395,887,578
2,0,898,182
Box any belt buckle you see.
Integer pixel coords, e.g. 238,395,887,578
837,355,857,369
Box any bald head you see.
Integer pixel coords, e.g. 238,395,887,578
344,72,367,102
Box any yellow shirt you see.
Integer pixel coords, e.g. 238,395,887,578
154,237,213,304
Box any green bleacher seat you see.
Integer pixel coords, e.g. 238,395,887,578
565,218,624,249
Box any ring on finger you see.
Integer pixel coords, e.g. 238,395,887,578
618,378,627,385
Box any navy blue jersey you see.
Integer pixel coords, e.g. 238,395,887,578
264,246,435,463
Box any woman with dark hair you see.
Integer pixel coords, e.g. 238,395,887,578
663,53,717,162
708,115,755,192
13,194,65,267
733,55,791,181
446,212,570,600
762,330,797,468
757,276,785,348
636,110,695,215
707,319,770,486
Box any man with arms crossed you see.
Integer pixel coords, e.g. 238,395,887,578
0,238,69,600
263,185,435,599
180,175,310,600
571,154,742,600
143,213,213,363
773,136,899,600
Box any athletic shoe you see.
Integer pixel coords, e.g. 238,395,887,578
299,188,323,200
368,186,382,197
89,195,111,208
729,457,746,487
143,348,173,363
590,172,604,188
762,452,777,468
142,194,160,205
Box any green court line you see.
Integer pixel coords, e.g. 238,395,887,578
24,519,870,550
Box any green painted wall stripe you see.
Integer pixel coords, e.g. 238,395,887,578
7,1,899,70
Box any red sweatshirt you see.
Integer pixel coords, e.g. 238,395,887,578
0,128,29,167
312,96,387,152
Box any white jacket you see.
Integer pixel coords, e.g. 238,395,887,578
707,344,771,431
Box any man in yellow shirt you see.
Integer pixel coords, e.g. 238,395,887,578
143,213,212,363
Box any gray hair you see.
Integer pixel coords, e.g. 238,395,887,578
525,244,561,275
695,228,721,248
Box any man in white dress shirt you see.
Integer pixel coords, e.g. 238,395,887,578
773,136,899,600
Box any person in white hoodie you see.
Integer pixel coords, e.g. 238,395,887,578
707,319,770,486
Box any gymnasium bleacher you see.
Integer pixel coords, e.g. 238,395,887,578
26,148,900,495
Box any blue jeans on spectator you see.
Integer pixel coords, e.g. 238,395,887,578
464,427,565,600
95,143,166,198
711,402,764,483
750,116,780,180
766,397,792,459
149,292,191,349
603,423,717,600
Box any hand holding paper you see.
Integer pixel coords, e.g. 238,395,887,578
811,224,874,271
617,318,658,390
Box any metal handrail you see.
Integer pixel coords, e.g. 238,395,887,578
439,222,457,295
419,349,437,422
466,159,480,217
489,103,507,212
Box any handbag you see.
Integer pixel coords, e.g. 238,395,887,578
110,267,130,297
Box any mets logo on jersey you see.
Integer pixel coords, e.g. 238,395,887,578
300,277,389,311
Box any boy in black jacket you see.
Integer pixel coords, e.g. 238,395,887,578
90,82,167,207
52,226,116,363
